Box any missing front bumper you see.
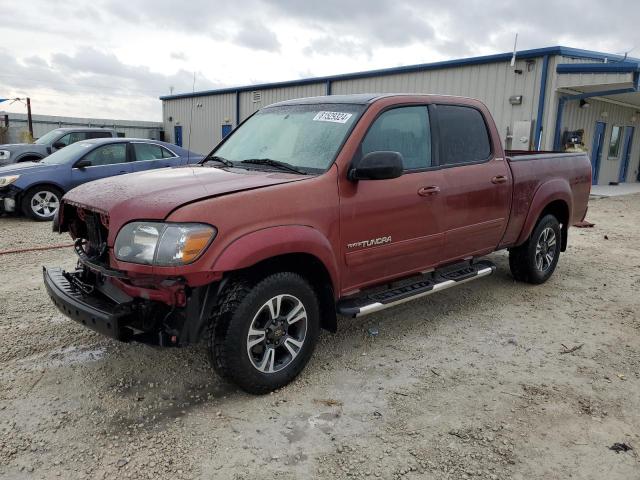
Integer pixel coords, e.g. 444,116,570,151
43,266,131,341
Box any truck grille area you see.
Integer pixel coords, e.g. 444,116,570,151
71,207,110,264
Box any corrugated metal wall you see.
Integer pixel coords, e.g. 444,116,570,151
163,93,236,154
331,58,543,150
1,112,161,143
162,57,546,154
561,99,640,183
239,84,326,119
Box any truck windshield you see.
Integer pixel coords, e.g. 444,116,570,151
212,103,365,173
40,141,94,165
35,129,65,145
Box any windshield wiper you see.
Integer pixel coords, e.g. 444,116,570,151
240,158,307,175
202,155,234,167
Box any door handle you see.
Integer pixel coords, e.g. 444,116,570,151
418,186,440,196
491,175,507,184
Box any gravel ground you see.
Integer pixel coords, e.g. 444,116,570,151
1,194,639,480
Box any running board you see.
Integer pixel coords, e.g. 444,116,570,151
337,260,496,318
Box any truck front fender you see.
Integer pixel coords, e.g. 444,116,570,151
515,179,573,246
211,225,340,292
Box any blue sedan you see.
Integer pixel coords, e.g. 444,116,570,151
0,138,202,221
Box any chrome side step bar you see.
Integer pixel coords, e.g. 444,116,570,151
337,260,496,318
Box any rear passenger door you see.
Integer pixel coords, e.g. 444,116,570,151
432,104,511,261
130,142,181,172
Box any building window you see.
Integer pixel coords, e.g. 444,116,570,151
608,126,622,159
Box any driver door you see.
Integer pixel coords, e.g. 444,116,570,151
70,142,132,189
338,106,446,293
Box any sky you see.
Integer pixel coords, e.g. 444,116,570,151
0,0,637,121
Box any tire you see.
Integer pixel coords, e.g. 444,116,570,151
509,214,562,284
21,186,63,221
208,272,320,394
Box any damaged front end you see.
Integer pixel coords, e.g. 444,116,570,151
44,204,220,346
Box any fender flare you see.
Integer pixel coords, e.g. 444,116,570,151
515,179,573,246
211,225,340,292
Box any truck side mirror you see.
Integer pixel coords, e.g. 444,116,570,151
348,151,404,181
53,141,66,149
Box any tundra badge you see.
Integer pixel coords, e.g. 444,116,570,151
347,236,392,249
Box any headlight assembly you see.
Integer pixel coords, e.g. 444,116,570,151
0,175,19,187
115,222,217,266
0,150,11,160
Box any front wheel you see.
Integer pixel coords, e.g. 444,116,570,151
21,186,63,221
208,272,320,394
509,214,562,284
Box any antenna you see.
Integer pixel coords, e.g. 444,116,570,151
186,72,196,165
510,33,519,67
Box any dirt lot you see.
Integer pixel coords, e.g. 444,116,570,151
1,194,639,480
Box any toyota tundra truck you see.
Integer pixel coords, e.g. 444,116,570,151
44,94,591,394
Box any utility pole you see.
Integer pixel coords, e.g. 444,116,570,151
26,97,33,139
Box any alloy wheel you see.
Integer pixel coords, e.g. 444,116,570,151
246,294,308,374
534,227,556,272
30,191,60,219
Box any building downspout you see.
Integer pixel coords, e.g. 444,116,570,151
534,55,550,150
235,90,240,127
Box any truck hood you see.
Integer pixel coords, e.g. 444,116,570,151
62,165,307,220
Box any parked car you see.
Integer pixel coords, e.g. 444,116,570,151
0,138,202,220
0,127,118,165
45,94,591,394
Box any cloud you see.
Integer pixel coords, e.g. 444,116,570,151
233,20,281,52
0,48,223,119
170,51,188,61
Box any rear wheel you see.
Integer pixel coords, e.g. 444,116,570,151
208,272,320,394
509,214,561,284
21,186,62,221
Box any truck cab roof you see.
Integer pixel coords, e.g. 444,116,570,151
268,93,477,107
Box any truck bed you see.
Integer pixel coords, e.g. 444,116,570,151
500,150,592,247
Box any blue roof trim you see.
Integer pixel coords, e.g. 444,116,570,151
160,46,638,101
557,62,640,74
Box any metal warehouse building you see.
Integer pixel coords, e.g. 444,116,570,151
160,46,640,185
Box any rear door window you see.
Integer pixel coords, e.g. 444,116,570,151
361,106,431,170
133,143,167,161
133,143,176,160
436,105,491,165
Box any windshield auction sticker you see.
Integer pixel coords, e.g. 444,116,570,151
313,111,353,124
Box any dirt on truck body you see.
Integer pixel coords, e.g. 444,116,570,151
44,94,591,394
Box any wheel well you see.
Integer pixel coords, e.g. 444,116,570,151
232,253,337,333
19,183,64,204
540,200,569,251
17,155,43,162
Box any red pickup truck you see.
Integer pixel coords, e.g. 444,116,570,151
44,94,591,393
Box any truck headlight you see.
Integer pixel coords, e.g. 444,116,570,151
115,222,216,266
0,150,11,160
0,175,19,187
